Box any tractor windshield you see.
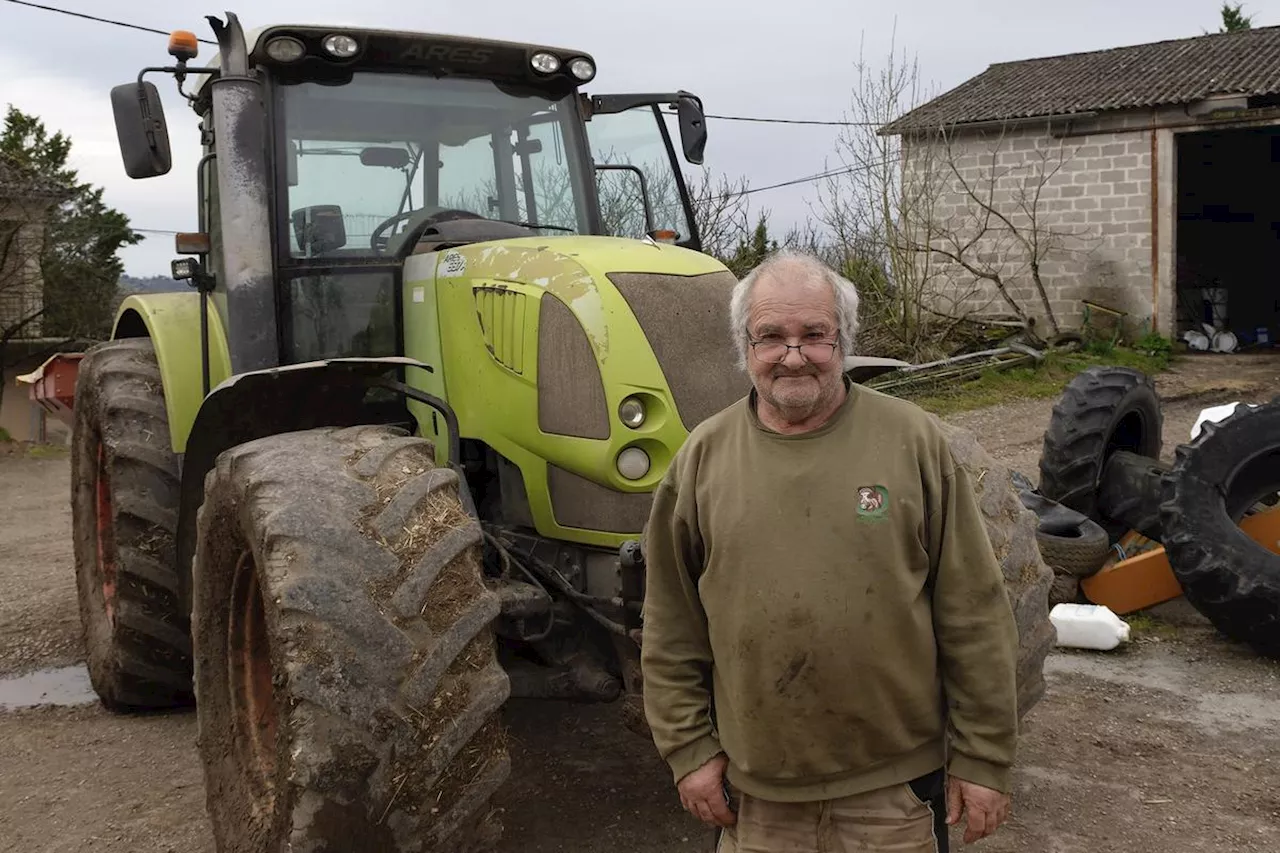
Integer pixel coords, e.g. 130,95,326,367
277,71,593,258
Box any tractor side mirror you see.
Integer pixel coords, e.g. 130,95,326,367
513,138,544,156
291,205,347,255
675,93,706,165
110,81,173,179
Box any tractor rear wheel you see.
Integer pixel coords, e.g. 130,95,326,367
936,420,1055,720
191,425,511,852
70,338,191,710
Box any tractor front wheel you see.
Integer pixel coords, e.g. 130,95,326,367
192,425,511,852
70,338,191,710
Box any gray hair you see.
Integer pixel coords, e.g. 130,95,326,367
728,249,861,370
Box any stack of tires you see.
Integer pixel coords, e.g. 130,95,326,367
1016,483,1112,606
1025,366,1164,603
1029,365,1280,659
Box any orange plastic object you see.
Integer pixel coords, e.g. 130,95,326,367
1081,506,1280,615
1080,533,1182,615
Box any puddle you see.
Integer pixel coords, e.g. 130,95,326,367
0,664,98,711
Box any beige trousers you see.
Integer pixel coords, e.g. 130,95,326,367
715,769,947,853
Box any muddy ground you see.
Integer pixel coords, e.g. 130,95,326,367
2,352,1279,852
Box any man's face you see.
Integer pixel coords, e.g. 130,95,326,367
745,271,845,418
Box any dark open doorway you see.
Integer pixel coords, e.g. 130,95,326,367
1175,125,1280,349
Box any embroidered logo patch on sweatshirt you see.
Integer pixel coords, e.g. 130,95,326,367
856,485,890,521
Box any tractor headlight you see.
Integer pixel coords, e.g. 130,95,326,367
618,396,646,429
322,34,359,58
265,36,306,63
568,58,595,81
617,447,650,481
530,52,560,74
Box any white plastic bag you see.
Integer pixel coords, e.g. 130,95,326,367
1191,402,1257,441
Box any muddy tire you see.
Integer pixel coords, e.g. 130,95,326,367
70,338,191,710
1035,518,1111,578
1160,403,1280,658
191,425,510,852
1038,366,1163,533
1098,450,1170,541
936,420,1055,720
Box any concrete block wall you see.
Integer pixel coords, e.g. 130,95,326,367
901,118,1156,335
0,210,50,339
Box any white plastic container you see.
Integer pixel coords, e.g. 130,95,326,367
1050,603,1131,651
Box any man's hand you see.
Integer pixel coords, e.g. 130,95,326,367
946,776,1010,843
677,753,736,828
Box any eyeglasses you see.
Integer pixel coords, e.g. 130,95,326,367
748,339,840,364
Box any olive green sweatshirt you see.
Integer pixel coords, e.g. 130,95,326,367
639,380,1019,802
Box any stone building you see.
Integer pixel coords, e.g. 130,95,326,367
0,155,72,442
0,156,67,339
881,25,1280,343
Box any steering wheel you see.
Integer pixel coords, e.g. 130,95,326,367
369,207,485,253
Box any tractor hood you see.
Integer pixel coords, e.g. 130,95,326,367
432,234,731,358
404,234,748,546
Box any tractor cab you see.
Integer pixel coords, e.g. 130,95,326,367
111,16,710,373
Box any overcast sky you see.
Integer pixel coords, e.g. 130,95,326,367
0,0,1267,276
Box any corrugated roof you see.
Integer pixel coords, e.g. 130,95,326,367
0,154,71,200
883,25,1280,133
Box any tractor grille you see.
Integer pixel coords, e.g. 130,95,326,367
537,292,610,439
540,269,748,536
548,464,654,534
474,286,528,373
607,270,750,430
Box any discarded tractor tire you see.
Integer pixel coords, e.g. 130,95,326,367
1038,366,1163,533
1035,518,1111,578
936,419,1055,720
1160,402,1280,658
1098,450,1171,542
192,425,511,852
70,338,192,710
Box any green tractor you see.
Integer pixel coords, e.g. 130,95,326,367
80,12,747,850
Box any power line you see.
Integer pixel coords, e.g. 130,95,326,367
1,0,216,44
661,106,876,127
712,157,901,200
13,1,875,129
704,113,877,128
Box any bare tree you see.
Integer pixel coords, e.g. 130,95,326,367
813,28,965,359
815,29,1100,354
911,128,1101,337
685,169,753,262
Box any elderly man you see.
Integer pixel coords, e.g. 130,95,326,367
639,249,1020,851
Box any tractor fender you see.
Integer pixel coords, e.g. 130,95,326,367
172,357,447,613
112,292,232,454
